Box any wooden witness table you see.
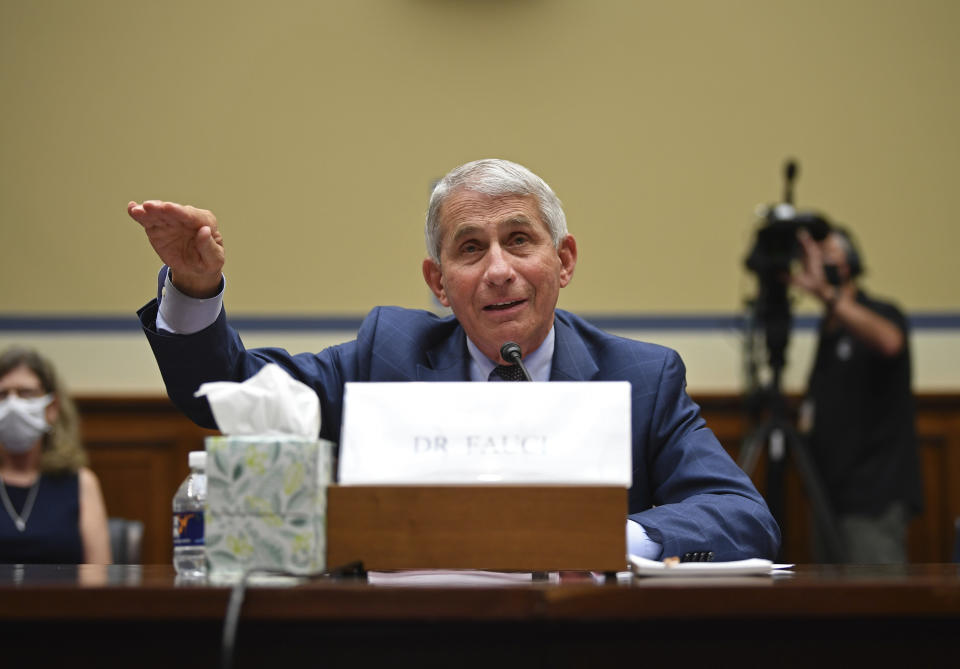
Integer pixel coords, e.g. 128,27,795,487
2,564,959,667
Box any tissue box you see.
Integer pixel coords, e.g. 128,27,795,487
204,436,333,580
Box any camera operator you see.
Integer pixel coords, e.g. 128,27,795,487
791,227,923,564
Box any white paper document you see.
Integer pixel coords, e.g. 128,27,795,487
628,555,795,577
338,381,631,485
367,570,546,587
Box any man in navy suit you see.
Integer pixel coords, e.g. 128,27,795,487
129,159,780,561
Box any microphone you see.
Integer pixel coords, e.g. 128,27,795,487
499,342,533,382
783,158,799,205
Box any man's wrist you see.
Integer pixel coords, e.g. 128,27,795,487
627,519,663,560
821,286,839,310
168,269,224,299
157,267,225,334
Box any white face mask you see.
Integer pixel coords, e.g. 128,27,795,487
0,394,53,454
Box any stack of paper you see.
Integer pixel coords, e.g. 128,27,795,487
628,555,794,577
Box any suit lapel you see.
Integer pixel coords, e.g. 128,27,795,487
418,324,471,381
550,314,600,381
412,312,597,382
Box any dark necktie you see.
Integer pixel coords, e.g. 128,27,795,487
491,364,528,381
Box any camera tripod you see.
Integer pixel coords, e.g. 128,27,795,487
740,158,847,562
738,298,847,563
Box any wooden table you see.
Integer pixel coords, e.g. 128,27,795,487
2,564,959,667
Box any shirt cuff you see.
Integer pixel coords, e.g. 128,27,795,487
156,268,225,334
626,519,662,560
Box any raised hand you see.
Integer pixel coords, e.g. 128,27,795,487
790,229,832,303
127,200,225,298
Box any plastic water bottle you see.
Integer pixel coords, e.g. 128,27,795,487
173,450,207,579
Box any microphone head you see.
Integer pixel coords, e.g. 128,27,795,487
784,159,798,182
499,341,522,363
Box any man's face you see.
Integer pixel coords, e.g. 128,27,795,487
422,188,577,364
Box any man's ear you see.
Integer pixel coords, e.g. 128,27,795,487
557,234,578,288
422,258,450,307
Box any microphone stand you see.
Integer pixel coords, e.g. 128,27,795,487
499,341,545,581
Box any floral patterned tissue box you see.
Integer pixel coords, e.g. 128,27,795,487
204,436,334,580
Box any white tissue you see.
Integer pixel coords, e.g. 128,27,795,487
194,364,320,439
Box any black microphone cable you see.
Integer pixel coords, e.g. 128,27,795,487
220,560,366,669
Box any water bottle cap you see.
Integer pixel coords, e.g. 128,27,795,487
188,451,207,469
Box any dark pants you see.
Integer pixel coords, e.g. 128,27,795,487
812,502,908,564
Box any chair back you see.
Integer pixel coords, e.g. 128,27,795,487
108,517,145,564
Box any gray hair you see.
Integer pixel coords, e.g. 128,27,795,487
425,159,568,263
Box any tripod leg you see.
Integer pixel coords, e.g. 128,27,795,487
782,428,847,563
737,419,773,476
764,427,788,541
739,421,790,555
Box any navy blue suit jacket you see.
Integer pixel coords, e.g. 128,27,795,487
139,301,780,560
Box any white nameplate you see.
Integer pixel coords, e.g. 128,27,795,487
338,382,631,486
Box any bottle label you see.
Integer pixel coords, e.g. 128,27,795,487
173,511,205,547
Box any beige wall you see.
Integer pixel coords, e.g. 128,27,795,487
2,1,958,392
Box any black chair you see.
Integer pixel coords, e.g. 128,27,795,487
108,517,145,564
954,517,960,562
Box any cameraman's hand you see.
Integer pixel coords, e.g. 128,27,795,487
790,229,834,304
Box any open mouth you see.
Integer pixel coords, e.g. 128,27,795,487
484,299,525,312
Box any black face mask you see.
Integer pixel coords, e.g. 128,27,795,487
823,264,844,287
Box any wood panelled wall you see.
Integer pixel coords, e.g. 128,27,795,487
79,398,218,567
77,394,960,565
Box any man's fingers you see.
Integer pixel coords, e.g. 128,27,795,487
143,201,188,227
127,201,148,223
128,200,222,275
127,200,171,226
195,225,226,271
128,200,216,234
796,229,820,254
195,225,214,252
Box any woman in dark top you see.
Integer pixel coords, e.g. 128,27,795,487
0,347,110,563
